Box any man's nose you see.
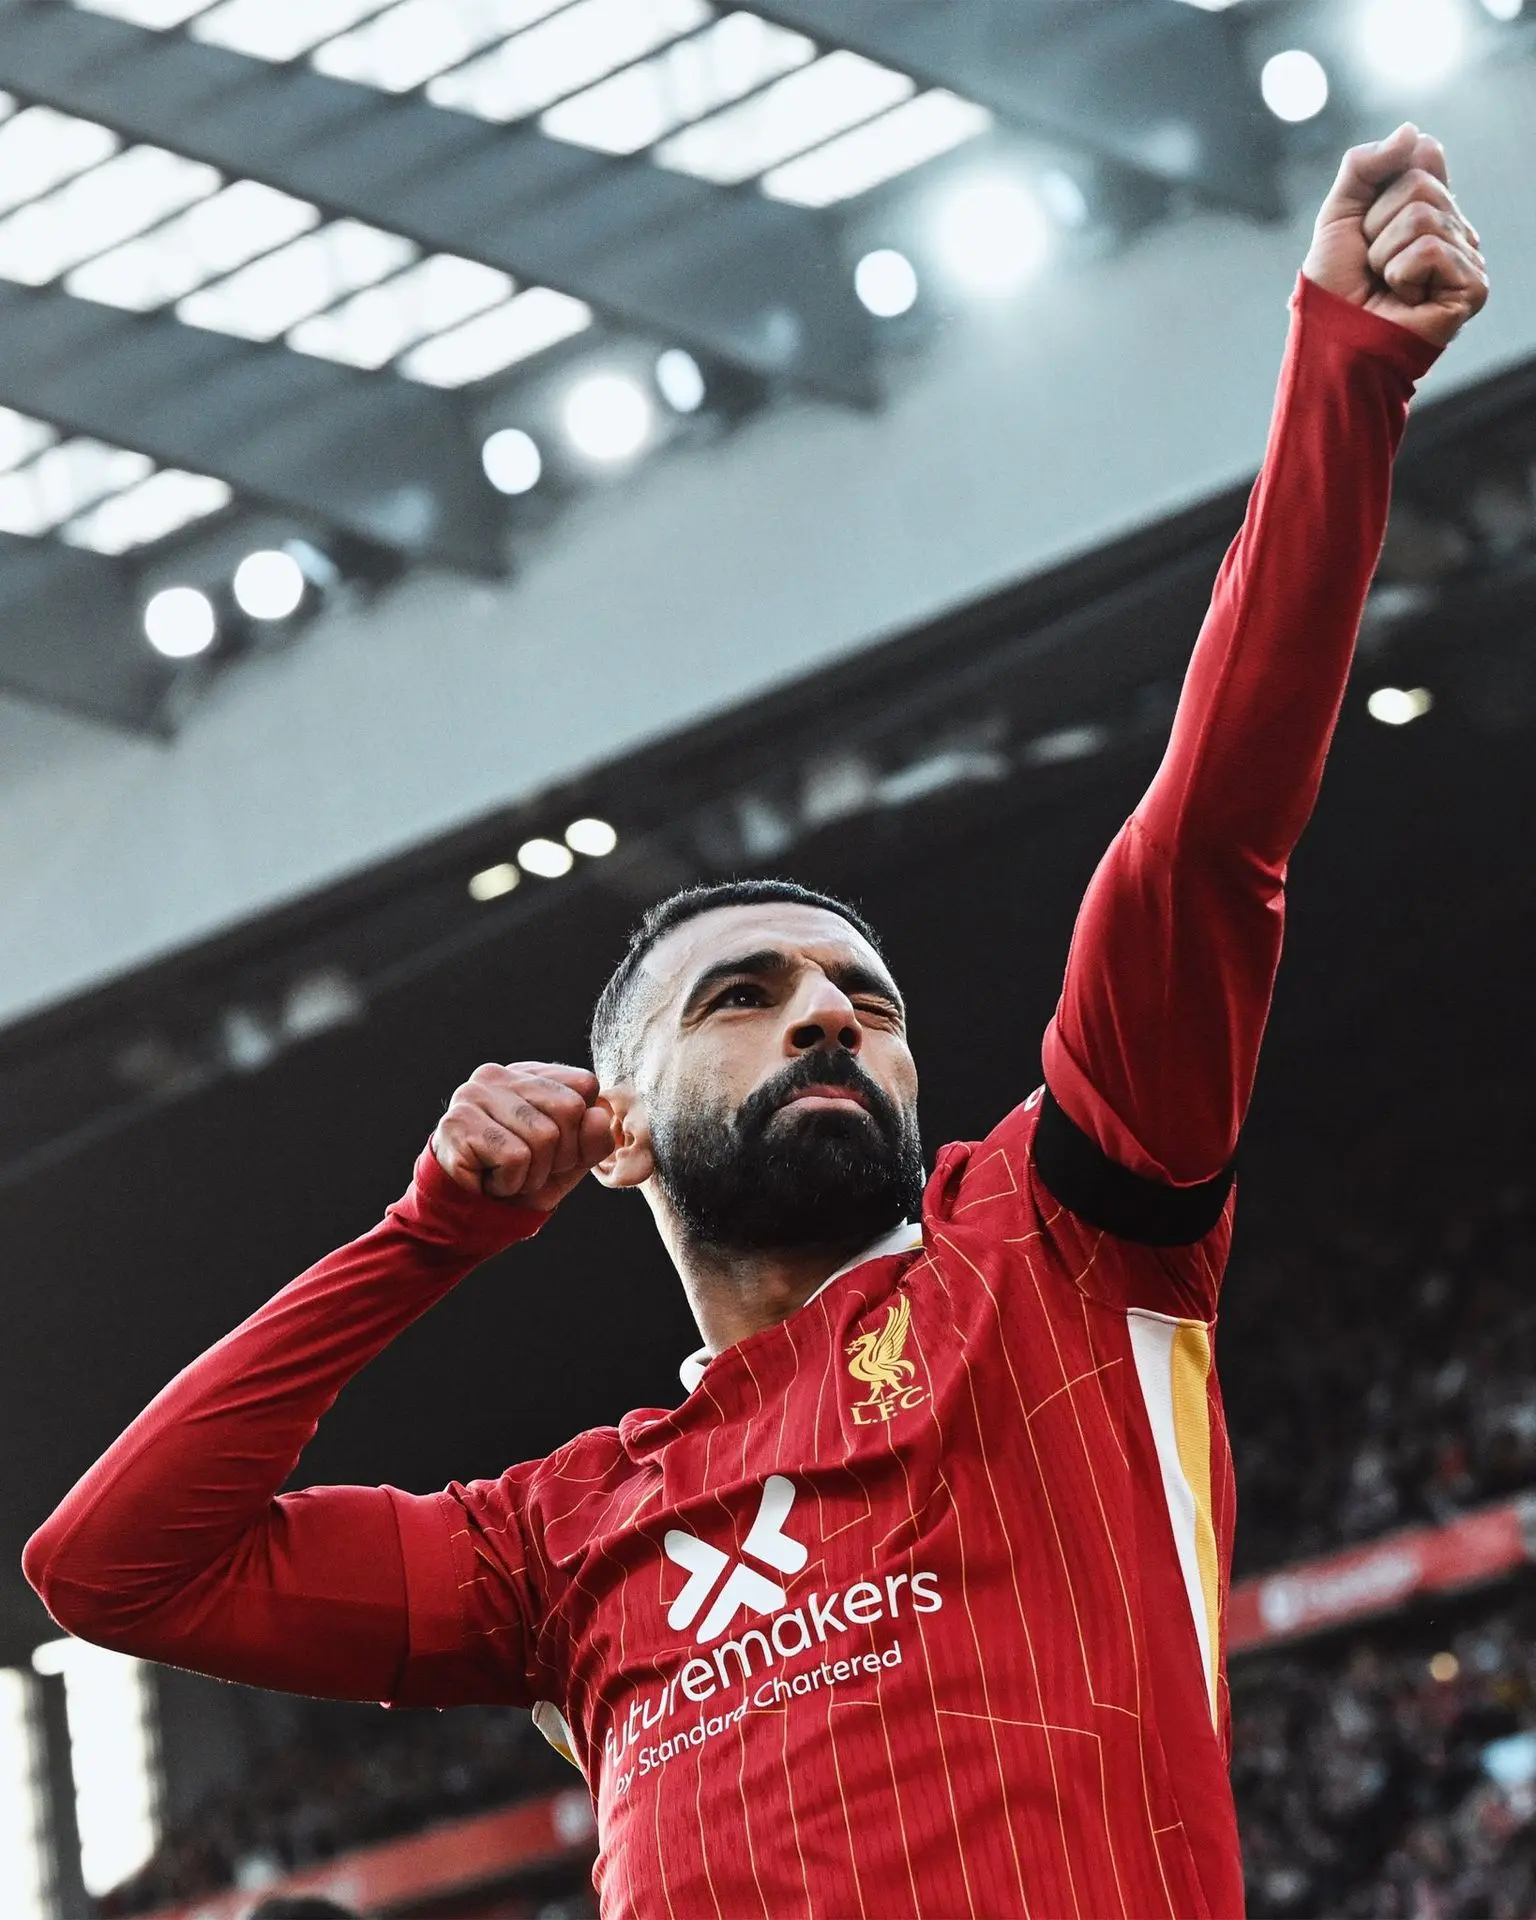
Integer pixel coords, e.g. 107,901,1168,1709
785,980,862,1056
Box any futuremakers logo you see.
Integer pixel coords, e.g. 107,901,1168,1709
606,1475,944,1788
664,1475,807,1643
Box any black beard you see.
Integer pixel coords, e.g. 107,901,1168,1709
651,1049,926,1257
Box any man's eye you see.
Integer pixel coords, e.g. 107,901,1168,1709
713,983,766,1010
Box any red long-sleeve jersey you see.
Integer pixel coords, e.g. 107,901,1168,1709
25,278,1437,1920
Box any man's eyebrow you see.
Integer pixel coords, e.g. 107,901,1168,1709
679,948,903,1020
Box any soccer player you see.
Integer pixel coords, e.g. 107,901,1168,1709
26,127,1485,1919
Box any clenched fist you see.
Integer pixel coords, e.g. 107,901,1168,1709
1304,123,1487,350
433,1062,615,1210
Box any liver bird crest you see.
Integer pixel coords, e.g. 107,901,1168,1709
845,1296,917,1401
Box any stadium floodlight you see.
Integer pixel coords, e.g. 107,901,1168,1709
481,427,543,495
32,1638,160,1899
232,547,306,621
0,1670,50,1920
518,836,576,878
1355,0,1469,89
854,248,919,318
565,816,618,857
469,861,520,902
933,174,1051,297
656,348,707,414
1261,49,1331,121
562,372,653,464
1367,685,1434,724
1037,169,1089,231
143,585,216,658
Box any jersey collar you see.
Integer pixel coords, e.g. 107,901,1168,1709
678,1218,924,1394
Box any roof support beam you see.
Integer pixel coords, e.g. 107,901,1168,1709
0,2,877,402
749,0,1284,219
0,533,162,732
0,282,503,573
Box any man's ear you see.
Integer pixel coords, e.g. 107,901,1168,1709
591,1084,654,1191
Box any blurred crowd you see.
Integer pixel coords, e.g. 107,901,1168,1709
1235,1588,1536,1919
99,1703,585,1917
1224,1173,1536,1578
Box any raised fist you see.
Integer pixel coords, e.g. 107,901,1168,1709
1303,123,1487,349
433,1062,614,1210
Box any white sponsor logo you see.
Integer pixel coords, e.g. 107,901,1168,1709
606,1476,945,1789
663,1474,808,1643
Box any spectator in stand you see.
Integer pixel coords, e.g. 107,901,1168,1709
1234,1591,1536,1917
1224,1174,1536,1578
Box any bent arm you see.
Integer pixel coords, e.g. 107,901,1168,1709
23,1146,545,1700
1041,276,1439,1204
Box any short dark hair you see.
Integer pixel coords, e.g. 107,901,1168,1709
590,879,885,1082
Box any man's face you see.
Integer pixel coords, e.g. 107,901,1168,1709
627,903,925,1254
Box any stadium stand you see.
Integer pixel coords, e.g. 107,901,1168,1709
1235,1589,1536,1919
1226,1160,1536,1580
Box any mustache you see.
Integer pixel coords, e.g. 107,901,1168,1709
736,1050,902,1142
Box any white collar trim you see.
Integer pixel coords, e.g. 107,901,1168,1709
678,1219,924,1395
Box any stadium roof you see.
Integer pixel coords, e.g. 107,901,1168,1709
0,0,1281,729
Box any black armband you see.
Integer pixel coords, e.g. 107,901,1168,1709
1033,1086,1234,1247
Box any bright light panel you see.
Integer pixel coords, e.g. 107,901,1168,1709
428,0,710,123
193,0,385,62
0,107,119,221
289,255,513,369
1356,0,1469,88
656,347,705,413
657,50,913,185
518,836,576,877
1367,685,1434,724
934,174,1052,296
1038,167,1089,230
177,219,417,342
233,548,306,619
854,247,918,318
763,88,990,208
0,440,152,537
1481,0,1523,17
0,407,56,476
0,80,579,391
144,585,217,658
469,861,520,901
481,427,543,493
542,12,814,155
0,144,219,287
0,412,227,551
73,0,211,26
67,180,320,311
0,1670,51,1920
1261,48,1330,122
399,286,591,386
562,372,652,463
62,470,232,553
313,0,573,92
565,816,617,856
32,1638,160,1899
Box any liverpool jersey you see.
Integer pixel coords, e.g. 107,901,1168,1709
25,278,1440,1920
